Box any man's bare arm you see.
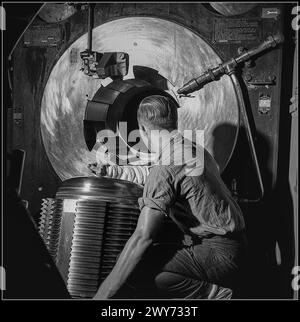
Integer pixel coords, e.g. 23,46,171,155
88,163,150,186
93,206,164,299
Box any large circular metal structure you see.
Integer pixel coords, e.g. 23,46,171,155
41,17,239,181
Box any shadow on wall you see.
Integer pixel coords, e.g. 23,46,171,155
212,123,295,299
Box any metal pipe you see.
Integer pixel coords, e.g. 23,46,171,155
235,34,284,64
87,3,94,52
230,73,264,201
176,34,285,201
177,33,284,96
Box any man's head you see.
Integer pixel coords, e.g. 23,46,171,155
137,95,178,132
137,95,179,154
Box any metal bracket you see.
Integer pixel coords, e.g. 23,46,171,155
80,51,129,79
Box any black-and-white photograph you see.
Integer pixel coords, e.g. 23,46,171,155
1,1,298,309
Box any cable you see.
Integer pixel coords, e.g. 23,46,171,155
230,73,265,202
8,3,45,61
7,4,45,93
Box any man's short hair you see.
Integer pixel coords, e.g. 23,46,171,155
137,95,179,131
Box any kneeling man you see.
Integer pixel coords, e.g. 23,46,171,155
94,95,247,299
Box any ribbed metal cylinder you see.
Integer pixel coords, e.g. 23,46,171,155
39,177,142,298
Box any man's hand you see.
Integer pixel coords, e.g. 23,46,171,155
92,280,117,299
88,163,107,176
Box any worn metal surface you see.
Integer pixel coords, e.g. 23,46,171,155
38,3,78,23
209,3,257,16
41,17,239,181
